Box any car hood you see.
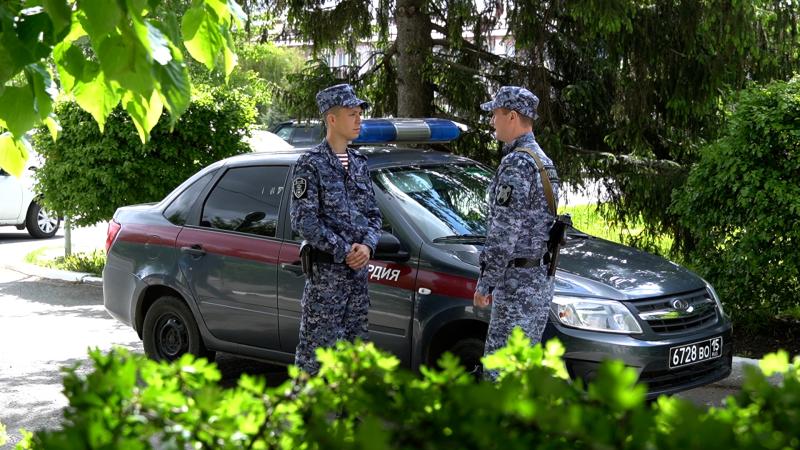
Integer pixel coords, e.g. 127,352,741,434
439,236,705,301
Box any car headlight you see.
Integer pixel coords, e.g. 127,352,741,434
705,282,726,317
551,296,643,334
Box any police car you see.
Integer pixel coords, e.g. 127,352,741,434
103,118,732,398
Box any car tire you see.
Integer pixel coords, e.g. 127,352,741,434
429,335,485,376
142,296,215,362
447,337,486,373
25,201,60,239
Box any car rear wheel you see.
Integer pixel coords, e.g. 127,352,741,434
142,296,215,362
25,201,60,238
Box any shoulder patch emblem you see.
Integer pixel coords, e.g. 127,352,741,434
293,177,308,199
496,184,513,206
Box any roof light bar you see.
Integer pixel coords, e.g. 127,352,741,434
353,118,462,144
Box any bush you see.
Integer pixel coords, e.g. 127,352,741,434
25,249,106,276
11,330,800,450
32,85,256,226
671,77,800,326
50,250,106,276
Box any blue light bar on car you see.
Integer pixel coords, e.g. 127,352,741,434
352,118,462,144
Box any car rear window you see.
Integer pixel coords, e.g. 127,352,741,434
164,171,215,226
200,166,289,238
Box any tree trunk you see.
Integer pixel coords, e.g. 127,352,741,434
395,0,433,117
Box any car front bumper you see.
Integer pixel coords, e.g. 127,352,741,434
544,319,734,399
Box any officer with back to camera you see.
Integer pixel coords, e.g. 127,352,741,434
289,83,383,375
473,86,561,380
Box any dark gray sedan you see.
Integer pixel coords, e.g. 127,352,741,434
103,124,732,399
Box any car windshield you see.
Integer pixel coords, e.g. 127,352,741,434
373,163,492,242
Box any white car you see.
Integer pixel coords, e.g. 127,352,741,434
0,160,60,239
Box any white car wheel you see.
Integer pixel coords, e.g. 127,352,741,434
26,201,60,238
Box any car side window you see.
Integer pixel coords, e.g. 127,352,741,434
201,166,289,238
164,172,215,226
275,126,293,141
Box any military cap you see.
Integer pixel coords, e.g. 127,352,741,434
316,83,370,115
480,86,539,120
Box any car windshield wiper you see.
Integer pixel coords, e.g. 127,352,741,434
432,234,486,244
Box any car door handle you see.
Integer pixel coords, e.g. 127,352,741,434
181,244,206,257
280,261,304,276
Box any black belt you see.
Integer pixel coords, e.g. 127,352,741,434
310,250,343,265
507,253,551,268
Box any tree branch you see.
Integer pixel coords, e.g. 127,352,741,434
355,42,398,82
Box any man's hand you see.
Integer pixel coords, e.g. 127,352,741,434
346,243,371,270
473,291,492,308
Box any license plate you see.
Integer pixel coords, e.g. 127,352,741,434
668,336,723,369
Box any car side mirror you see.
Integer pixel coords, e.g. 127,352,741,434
234,211,266,231
374,231,410,262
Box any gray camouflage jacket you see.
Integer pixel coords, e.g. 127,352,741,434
290,140,383,263
476,132,560,295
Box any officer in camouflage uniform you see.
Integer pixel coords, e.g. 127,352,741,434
290,84,383,375
473,86,560,380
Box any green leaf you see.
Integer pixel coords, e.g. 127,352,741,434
97,32,154,96
0,19,35,83
123,90,163,143
154,55,191,122
43,0,72,35
26,63,58,120
0,132,30,177
73,72,122,132
0,85,39,137
132,16,173,65
222,31,236,79
78,0,121,38
53,42,87,92
43,114,61,141
181,4,224,71
759,351,790,377
16,9,55,57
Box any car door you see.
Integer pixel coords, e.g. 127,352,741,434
276,176,419,366
176,165,289,350
0,168,23,221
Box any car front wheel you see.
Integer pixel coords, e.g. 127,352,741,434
142,296,215,362
25,201,60,238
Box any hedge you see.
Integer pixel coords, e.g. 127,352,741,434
4,329,799,449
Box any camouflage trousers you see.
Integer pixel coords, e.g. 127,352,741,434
483,265,554,380
295,262,370,375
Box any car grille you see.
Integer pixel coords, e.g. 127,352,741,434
630,289,719,334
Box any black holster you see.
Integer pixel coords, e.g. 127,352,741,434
299,241,313,278
546,214,572,277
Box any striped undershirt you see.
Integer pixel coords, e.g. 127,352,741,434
336,152,349,170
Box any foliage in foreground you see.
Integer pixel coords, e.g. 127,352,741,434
672,77,800,326
7,330,800,449
0,0,242,177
